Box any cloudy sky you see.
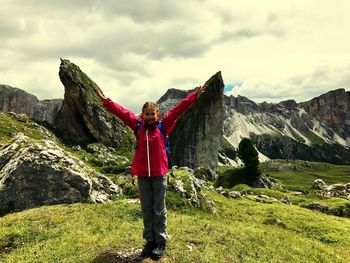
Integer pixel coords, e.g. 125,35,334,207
1,0,350,112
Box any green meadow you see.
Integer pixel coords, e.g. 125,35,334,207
1,191,350,262
1,113,350,262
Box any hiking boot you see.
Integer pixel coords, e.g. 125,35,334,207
141,240,156,257
151,242,167,259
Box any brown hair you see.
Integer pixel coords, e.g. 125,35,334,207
142,101,159,112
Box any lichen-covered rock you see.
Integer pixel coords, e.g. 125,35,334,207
0,134,120,216
311,179,327,190
281,196,292,205
303,202,350,218
250,174,275,189
228,191,242,198
311,179,350,200
56,59,134,149
168,168,216,213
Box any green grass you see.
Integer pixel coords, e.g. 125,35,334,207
0,113,55,145
0,194,349,262
302,130,327,145
261,160,350,192
214,166,247,188
1,113,350,262
285,123,306,143
216,161,350,218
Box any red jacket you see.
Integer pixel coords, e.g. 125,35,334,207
103,92,197,176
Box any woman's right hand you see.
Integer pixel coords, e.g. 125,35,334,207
94,86,107,101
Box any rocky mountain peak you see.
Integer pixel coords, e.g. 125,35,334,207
170,71,224,170
157,88,189,115
56,59,134,148
224,95,260,114
0,84,62,124
300,88,350,140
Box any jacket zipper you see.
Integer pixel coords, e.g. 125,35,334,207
146,129,151,177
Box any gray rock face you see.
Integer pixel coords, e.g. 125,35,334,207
0,84,62,124
56,59,134,148
0,134,120,216
224,88,350,147
157,89,188,116
300,89,350,139
159,72,224,170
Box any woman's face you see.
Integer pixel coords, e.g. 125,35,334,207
142,107,159,124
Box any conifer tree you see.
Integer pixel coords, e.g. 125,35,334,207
237,138,261,183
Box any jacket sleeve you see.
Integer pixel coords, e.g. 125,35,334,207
103,98,138,131
162,92,197,134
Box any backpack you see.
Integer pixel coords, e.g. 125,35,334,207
135,118,175,178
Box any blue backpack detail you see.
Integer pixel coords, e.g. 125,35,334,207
135,118,175,177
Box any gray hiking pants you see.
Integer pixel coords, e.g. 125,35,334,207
137,176,168,243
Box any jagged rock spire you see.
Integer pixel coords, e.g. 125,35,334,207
170,72,225,170
56,59,134,148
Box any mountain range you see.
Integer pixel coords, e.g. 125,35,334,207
1,74,350,165
157,87,350,165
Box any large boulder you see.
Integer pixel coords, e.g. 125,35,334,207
0,134,120,216
162,72,224,170
56,59,134,148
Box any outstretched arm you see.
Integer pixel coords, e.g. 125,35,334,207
162,83,209,134
94,86,138,130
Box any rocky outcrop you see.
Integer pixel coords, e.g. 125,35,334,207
0,84,62,124
300,88,350,140
160,72,224,170
56,59,134,148
311,179,350,200
302,203,350,218
250,174,275,189
168,168,216,213
0,134,120,216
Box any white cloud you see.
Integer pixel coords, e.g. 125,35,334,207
0,0,350,113
228,65,350,103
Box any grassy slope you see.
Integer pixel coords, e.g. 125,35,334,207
1,114,350,262
261,160,350,191
1,194,350,263
0,113,54,144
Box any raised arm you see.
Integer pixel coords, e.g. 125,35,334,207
95,87,138,130
162,84,208,134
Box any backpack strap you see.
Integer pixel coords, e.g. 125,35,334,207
135,118,143,137
131,118,143,185
157,121,175,177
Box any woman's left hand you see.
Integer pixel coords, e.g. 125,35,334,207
196,83,209,97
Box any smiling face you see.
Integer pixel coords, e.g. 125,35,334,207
142,106,159,124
